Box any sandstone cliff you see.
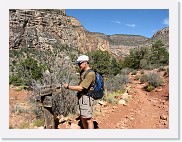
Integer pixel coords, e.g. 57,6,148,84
9,9,169,57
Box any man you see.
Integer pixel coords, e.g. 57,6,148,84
63,55,95,129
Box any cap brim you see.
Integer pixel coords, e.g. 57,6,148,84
75,60,88,65
75,60,83,64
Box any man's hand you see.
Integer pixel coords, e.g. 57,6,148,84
63,83,69,89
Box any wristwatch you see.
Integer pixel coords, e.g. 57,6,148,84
66,85,69,89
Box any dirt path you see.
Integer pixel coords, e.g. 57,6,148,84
9,73,169,129
86,75,169,129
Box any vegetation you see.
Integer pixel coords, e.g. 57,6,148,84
87,50,123,76
139,72,163,92
124,40,169,70
9,40,168,122
103,90,123,104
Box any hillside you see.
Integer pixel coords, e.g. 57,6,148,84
9,69,169,129
9,9,169,130
9,9,169,57
144,27,169,50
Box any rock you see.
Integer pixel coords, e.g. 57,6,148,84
112,106,118,109
155,88,163,92
118,99,126,105
160,114,167,120
98,100,107,106
129,117,135,121
38,126,44,129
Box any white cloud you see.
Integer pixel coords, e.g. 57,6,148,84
162,17,169,26
111,20,121,24
152,29,157,33
125,24,136,27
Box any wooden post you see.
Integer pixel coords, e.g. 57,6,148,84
35,85,61,129
43,107,55,129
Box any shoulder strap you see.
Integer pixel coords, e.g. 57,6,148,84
83,69,93,79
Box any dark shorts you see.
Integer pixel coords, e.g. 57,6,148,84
78,95,94,118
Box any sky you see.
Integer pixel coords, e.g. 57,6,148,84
66,9,169,38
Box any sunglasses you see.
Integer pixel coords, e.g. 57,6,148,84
78,61,84,66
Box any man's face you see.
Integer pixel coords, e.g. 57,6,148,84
78,61,86,70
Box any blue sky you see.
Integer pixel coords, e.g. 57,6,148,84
66,9,169,38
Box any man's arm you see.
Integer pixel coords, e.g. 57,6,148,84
63,83,83,92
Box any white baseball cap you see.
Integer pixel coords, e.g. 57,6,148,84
75,55,89,64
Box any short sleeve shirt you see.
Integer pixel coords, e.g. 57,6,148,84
80,70,95,92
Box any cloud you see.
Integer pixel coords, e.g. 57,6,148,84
125,24,136,27
152,29,157,33
111,20,121,24
162,17,169,26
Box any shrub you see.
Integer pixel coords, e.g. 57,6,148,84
147,72,162,87
19,122,30,129
103,91,121,104
120,68,132,75
140,70,145,74
146,85,155,92
104,74,129,93
139,74,148,84
124,40,169,70
10,57,45,86
87,50,123,76
33,118,45,127
139,59,148,69
158,66,165,72
131,70,137,75
140,72,163,90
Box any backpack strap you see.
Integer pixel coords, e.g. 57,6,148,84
83,69,93,79
82,69,94,106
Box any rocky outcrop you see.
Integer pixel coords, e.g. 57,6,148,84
9,9,169,57
144,27,169,50
9,9,110,53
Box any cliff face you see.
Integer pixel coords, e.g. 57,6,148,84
9,9,169,57
144,27,169,50
9,9,110,53
152,27,169,48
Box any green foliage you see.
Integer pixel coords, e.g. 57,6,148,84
124,40,169,70
33,118,45,127
146,85,155,92
104,74,129,93
87,50,123,76
131,70,137,75
120,68,132,75
19,122,30,129
10,57,45,86
103,91,122,104
147,72,163,87
150,40,169,66
139,74,148,84
139,72,163,88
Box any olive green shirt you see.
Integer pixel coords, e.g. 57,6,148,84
80,70,95,92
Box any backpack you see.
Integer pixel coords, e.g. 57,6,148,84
83,69,104,100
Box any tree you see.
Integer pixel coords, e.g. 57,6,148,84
150,40,169,66
87,50,122,76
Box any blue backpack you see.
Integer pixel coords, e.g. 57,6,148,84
83,69,104,100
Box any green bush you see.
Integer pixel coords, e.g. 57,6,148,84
140,72,163,89
33,118,44,127
146,85,155,92
124,40,169,70
103,91,121,104
104,74,129,93
139,74,148,84
131,70,137,75
147,72,162,87
87,50,123,76
19,122,30,129
10,57,45,86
